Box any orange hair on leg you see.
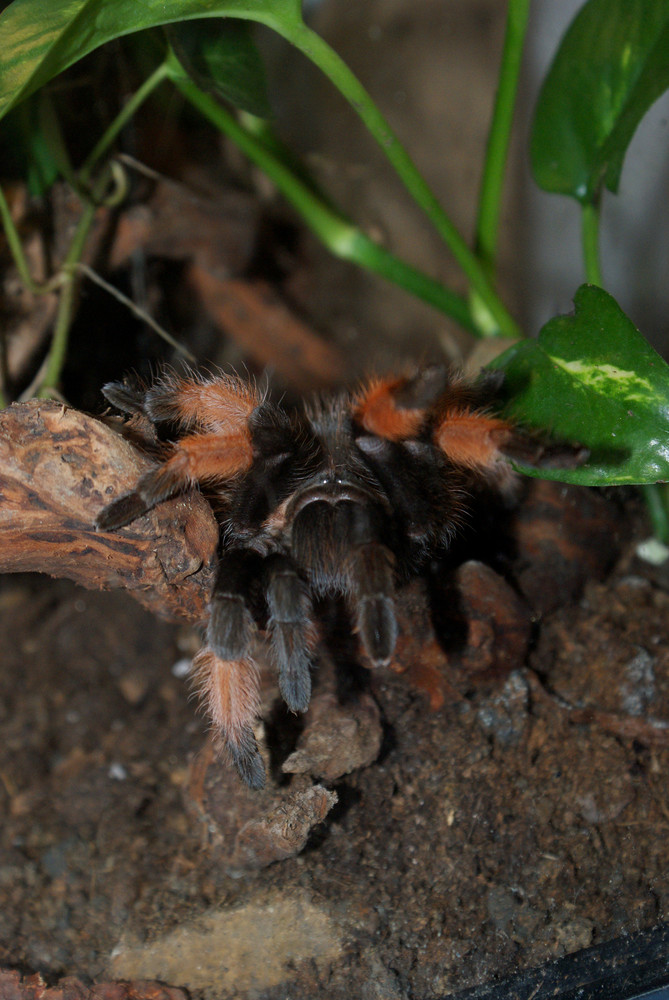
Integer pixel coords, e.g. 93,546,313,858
191,647,264,788
433,407,513,473
146,372,260,433
163,430,253,483
354,377,427,440
134,430,254,507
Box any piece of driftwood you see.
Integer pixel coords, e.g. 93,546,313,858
0,399,218,623
0,970,188,1000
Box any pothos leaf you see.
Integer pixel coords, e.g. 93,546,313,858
531,0,669,203
166,19,270,118
490,285,669,485
0,0,302,121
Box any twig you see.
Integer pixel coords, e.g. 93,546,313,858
76,263,197,362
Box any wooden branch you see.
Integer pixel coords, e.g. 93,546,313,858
0,400,218,623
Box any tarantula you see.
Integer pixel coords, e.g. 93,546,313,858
96,366,580,788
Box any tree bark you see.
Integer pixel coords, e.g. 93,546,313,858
0,399,218,623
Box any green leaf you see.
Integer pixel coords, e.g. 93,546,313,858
1,87,74,194
490,285,669,485
3,99,58,194
0,0,519,338
531,0,669,203
167,19,270,118
0,0,302,122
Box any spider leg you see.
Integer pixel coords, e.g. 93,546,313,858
194,550,268,788
433,408,588,478
95,490,152,531
340,505,398,666
96,428,254,530
349,541,398,666
191,647,265,789
433,407,514,474
354,371,439,439
97,373,260,531
355,367,512,446
264,555,316,713
101,379,147,415
492,431,589,470
207,550,260,659
144,371,260,432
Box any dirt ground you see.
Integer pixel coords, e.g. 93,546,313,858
2,2,669,999
2,490,669,1000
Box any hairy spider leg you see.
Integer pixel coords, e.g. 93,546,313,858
354,366,511,442
433,407,514,474
97,373,259,531
95,490,152,531
101,380,148,415
354,374,429,440
146,431,254,498
264,555,317,713
434,407,589,477
144,371,260,432
96,429,254,531
207,550,261,659
191,646,265,789
493,431,590,470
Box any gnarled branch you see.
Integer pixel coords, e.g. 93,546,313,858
0,399,218,623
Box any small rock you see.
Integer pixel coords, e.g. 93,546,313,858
619,648,655,716
230,785,337,870
117,671,150,706
282,692,383,781
109,892,342,993
476,670,530,745
185,743,337,872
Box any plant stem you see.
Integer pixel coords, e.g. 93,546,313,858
76,263,197,361
581,200,603,286
21,64,172,398
174,77,477,332
643,483,669,544
79,60,171,187
0,184,57,294
277,21,520,338
37,168,113,397
476,0,531,274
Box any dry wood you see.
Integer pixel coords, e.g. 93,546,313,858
184,269,346,391
0,970,188,1000
0,399,218,623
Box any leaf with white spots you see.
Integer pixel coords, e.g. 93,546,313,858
490,285,669,485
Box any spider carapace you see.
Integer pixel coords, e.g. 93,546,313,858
96,366,581,788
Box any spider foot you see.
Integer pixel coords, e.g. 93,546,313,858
95,490,149,531
226,728,266,790
101,380,147,415
357,595,398,666
273,628,313,713
266,556,316,714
